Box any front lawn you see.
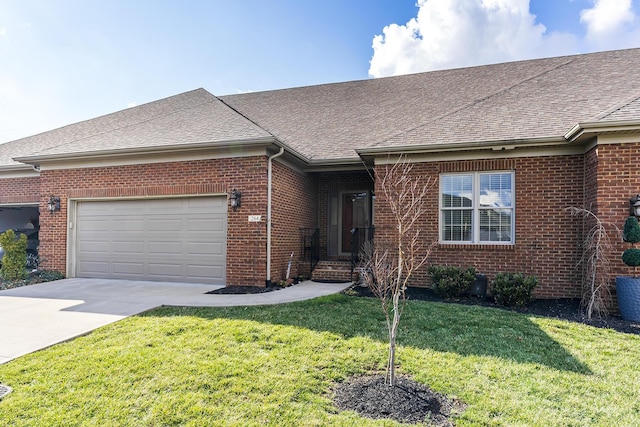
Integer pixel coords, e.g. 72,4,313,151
0,294,639,426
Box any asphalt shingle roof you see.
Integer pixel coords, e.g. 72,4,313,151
221,48,640,158
4,48,640,168
0,89,271,167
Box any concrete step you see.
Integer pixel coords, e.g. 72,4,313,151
311,261,354,283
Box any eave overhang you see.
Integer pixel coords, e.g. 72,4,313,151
355,136,569,164
564,119,640,143
12,136,314,171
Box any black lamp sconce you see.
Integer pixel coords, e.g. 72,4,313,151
48,195,61,214
630,195,640,218
230,189,242,210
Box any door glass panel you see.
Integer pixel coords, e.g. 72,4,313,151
341,192,368,253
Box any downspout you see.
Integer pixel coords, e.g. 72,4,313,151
266,146,285,286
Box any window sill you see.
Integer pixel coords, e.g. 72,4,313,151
438,242,515,251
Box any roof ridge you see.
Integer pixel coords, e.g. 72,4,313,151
592,89,640,121
375,58,576,146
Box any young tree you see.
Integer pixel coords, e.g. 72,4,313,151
566,207,616,319
360,156,434,386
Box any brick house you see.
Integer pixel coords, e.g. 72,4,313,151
2,47,640,299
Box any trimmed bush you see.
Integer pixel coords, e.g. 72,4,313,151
623,217,640,244
0,229,28,281
622,217,640,273
492,272,537,307
428,265,477,298
622,248,640,267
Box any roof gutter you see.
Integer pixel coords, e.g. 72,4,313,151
266,146,285,286
12,137,278,165
356,136,567,158
564,119,640,143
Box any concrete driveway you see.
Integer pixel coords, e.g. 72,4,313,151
0,278,351,364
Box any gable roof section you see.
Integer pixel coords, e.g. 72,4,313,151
221,48,640,160
4,88,273,168
6,48,640,169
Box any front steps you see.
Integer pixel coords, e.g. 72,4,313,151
311,260,354,283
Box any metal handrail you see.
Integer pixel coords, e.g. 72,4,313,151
300,227,320,274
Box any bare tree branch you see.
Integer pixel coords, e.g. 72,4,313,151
566,207,618,320
360,156,435,386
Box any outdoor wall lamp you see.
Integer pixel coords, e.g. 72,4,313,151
230,189,242,210
48,195,61,214
630,195,640,218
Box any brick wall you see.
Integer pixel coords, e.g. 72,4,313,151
270,161,317,282
38,157,270,286
589,143,640,282
0,176,40,204
373,155,585,299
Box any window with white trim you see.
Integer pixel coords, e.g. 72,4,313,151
440,171,514,244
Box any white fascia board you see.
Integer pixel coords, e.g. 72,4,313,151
14,137,282,170
565,120,640,142
0,164,40,178
357,137,568,160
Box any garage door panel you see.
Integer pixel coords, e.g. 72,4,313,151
187,265,224,280
186,197,225,211
148,219,184,232
78,218,111,232
79,240,110,252
187,242,224,255
75,197,226,284
78,261,110,276
111,241,146,254
112,262,145,275
147,241,182,255
187,218,224,232
148,262,183,276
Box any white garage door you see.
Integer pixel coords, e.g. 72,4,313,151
75,197,226,284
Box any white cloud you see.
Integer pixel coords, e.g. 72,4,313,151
580,0,638,47
369,0,638,77
0,28,6,36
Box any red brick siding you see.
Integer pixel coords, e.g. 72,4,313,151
0,177,40,204
373,155,584,299
38,157,270,286
270,161,317,282
589,143,640,284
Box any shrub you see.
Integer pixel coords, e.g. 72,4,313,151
622,216,640,273
31,270,65,283
428,265,477,298
492,272,537,307
622,217,640,244
622,248,640,267
0,229,28,281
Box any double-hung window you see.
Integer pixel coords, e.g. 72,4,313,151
440,171,514,244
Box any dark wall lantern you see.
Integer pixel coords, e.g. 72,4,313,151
230,189,242,210
48,195,61,214
631,195,640,218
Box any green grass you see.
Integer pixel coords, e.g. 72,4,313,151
0,294,639,426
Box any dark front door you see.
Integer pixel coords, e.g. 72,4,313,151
341,192,369,253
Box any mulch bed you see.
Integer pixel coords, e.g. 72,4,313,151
206,285,284,295
333,374,465,426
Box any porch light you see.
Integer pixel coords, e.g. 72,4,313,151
48,195,61,214
230,189,242,210
630,195,640,218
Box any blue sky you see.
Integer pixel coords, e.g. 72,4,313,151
1,0,639,143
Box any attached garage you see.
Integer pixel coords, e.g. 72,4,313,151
70,196,226,284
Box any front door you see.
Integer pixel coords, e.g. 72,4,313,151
341,191,369,254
